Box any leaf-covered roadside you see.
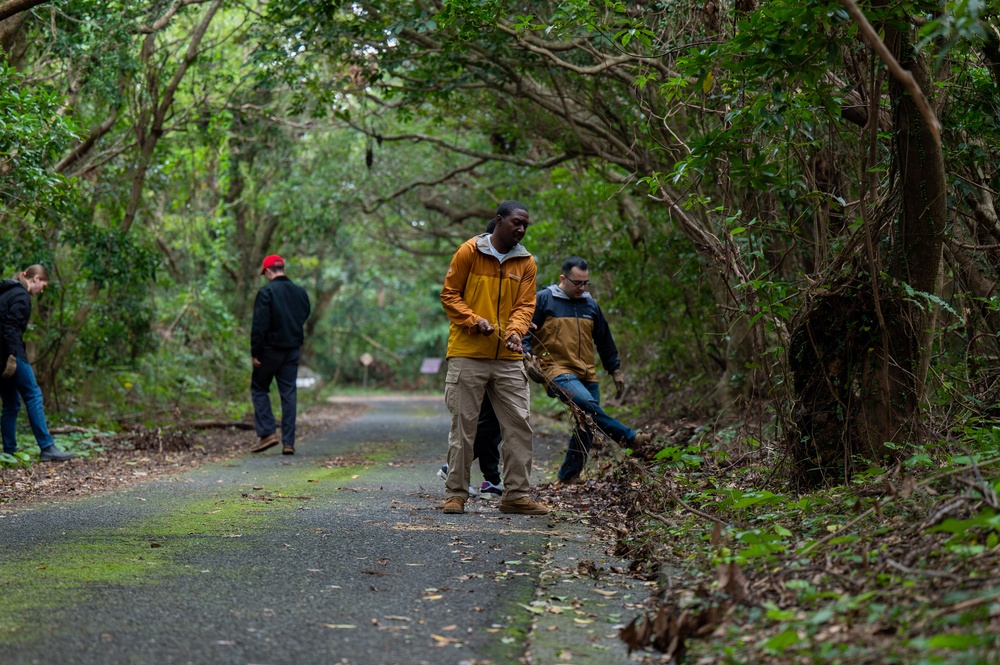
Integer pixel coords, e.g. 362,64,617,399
0,403,366,506
573,425,1000,664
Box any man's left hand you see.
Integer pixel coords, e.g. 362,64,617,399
612,369,625,398
505,333,523,353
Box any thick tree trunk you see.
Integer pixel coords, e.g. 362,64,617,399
865,17,946,451
789,14,946,486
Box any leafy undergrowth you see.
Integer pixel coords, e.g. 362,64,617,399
569,423,1000,664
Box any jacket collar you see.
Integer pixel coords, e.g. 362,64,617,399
475,233,531,262
547,283,592,302
0,279,24,296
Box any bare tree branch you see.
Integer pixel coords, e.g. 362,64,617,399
122,0,224,233
0,0,46,23
839,0,941,144
54,109,119,174
361,159,489,214
138,0,216,33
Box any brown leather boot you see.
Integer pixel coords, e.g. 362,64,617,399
251,433,280,453
498,497,550,515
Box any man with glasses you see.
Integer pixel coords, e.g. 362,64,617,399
524,256,652,484
439,200,549,515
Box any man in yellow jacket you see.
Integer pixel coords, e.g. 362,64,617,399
440,200,549,515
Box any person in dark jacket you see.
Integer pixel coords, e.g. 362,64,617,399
524,256,651,484
0,265,74,461
249,255,311,455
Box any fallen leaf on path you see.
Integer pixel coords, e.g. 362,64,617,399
431,634,460,644
320,623,356,629
422,595,443,600
594,589,617,597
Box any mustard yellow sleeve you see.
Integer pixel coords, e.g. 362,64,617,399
505,257,537,339
440,241,480,331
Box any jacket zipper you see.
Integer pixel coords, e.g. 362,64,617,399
494,259,503,359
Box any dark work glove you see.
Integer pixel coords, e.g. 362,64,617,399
2,355,15,379
612,369,625,399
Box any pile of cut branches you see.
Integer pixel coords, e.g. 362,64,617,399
574,421,1000,664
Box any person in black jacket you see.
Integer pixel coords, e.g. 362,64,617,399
249,255,311,455
0,265,74,461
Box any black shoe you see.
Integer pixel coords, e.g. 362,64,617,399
39,446,74,462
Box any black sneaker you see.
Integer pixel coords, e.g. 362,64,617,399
39,446,74,462
436,463,448,480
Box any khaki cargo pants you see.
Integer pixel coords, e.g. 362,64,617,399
444,357,533,501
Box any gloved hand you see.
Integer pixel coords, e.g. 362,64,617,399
2,355,15,379
523,353,547,385
612,369,625,399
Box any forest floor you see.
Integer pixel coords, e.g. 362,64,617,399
3,395,999,664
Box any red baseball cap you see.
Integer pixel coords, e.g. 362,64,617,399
260,254,284,274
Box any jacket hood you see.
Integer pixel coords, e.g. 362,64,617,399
547,283,593,302
474,234,532,262
0,279,22,295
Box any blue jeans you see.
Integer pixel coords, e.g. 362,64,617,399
550,373,635,482
251,347,301,447
0,359,56,454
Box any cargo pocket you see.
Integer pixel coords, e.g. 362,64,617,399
444,366,461,414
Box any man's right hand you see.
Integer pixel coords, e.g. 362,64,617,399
473,318,495,336
252,357,262,368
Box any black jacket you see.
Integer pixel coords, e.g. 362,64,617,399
0,279,31,361
251,276,311,357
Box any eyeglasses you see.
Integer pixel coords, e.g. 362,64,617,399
566,277,590,287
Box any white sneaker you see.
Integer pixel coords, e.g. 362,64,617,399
437,464,479,497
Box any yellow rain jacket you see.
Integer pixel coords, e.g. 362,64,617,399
441,234,536,360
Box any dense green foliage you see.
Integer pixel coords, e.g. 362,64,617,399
0,0,996,451
1,0,1000,660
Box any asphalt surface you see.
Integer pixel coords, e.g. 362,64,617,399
0,396,647,665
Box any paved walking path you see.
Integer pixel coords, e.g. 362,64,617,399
0,396,648,664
